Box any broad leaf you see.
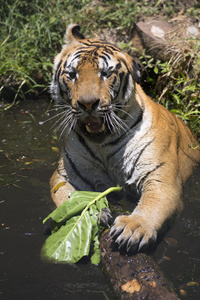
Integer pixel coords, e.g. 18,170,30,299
41,186,122,264
43,191,102,224
41,211,98,263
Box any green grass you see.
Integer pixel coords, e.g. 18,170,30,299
0,0,90,103
137,40,200,136
0,0,199,136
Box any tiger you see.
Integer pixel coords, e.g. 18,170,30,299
49,24,200,252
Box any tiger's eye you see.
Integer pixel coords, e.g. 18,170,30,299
68,71,76,80
101,70,109,77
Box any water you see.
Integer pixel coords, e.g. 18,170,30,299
0,99,115,300
154,166,200,299
0,99,200,299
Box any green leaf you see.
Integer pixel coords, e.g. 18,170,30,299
41,186,122,264
154,66,158,74
43,191,101,224
90,235,101,265
41,212,98,263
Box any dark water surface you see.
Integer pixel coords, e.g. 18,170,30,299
154,164,200,299
0,99,200,299
0,99,115,300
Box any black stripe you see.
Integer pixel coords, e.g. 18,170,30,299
99,55,109,65
56,67,61,81
55,60,62,80
80,41,117,54
109,76,117,91
122,73,130,99
109,74,121,101
110,71,124,100
129,109,143,130
73,49,88,56
63,60,67,69
76,134,104,166
103,72,113,79
72,46,90,53
116,62,122,69
106,138,127,160
62,77,69,89
61,78,71,101
72,41,121,56
136,162,165,191
112,76,117,86
105,131,125,147
64,146,95,190
102,52,111,59
104,47,114,55
119,71,125,81
82,40,110,46
72,54,82,60
104,109,143,147
61,70,68,76
92,49,99,56
129,139,155,180
106,119,148,160
72,50,89,61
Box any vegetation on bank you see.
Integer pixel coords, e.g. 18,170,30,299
0,0,200,136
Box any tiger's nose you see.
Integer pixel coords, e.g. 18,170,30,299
77,99,100,112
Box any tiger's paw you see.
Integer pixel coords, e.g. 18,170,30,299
110,214,157,252
98,208,112,227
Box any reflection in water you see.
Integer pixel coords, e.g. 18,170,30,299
0,99,200,299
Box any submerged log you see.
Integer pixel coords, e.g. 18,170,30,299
100,229,179,300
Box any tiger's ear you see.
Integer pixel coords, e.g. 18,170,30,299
65,24,85,44
118,52,141,84
125,54,141,84
132,59,141,84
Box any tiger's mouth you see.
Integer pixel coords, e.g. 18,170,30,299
82,116,105,134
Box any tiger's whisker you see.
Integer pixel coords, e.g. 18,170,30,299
110,111,129,132
58,117,73,139
41,108,71,124
50,113,68,130
50,110,73,129
55,113,74,133
112,102,131,109
104,113,114,133
58,114,77,139
113,107,133,119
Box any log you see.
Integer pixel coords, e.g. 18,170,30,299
100,229,179,300
128,21,171,62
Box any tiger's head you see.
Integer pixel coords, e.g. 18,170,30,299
50,24,141,138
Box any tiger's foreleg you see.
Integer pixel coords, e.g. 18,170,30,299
110,164,183,252
50,153,112,226
50,155,76,207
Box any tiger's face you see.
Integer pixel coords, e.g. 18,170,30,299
51,25,140,137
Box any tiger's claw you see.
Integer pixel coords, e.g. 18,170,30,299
110,214,157,252
98,207,112,227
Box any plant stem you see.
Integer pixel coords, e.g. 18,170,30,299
81,186,122,216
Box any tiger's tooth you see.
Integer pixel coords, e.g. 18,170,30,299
86,124,92,133
85,123,105,133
